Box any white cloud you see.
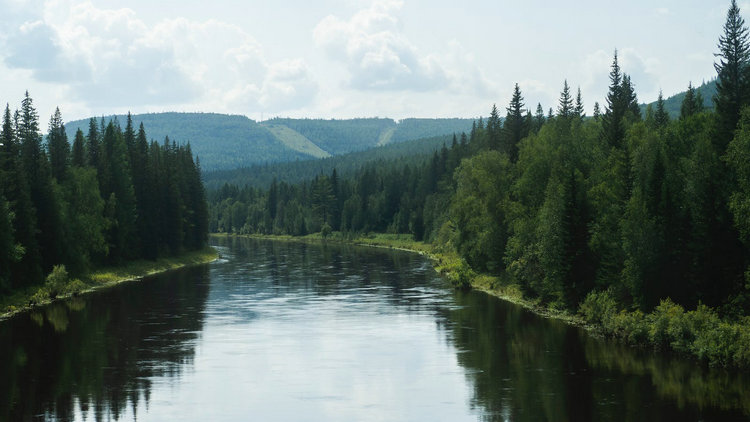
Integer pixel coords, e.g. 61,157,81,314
0,0,318,113
313,0,493,95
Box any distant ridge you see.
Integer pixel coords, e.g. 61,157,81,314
66,113,474,172
641,80,716,118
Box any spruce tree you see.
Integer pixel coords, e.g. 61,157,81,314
19,91,62,274
504,83,526,161
486,104,502,151
574,86,585,119
557,80,574,118
681,82,699,119
1,104,41,287
86,118,100,169
654,90,670,128
47,107,69,181
71,129,86,167
714,0,750,149
534,103,546,133
603,51,626,148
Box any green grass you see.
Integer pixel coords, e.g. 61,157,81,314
1,247,218,320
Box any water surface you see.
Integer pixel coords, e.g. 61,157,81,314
1,237,749,421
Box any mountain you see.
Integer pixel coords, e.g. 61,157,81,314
640,80,716,118
65,113,475,172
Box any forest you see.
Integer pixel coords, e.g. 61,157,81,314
0,94,208,297
208,2,750,365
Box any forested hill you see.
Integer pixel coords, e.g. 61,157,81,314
66,113,475,172
640,79,715,118
203,133,455,190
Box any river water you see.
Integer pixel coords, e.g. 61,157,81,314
1,237,749,421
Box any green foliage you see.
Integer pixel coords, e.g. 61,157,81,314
44,265,69,299
0,93,209,299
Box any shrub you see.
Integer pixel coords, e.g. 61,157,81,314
578,290,618,326
63,279,87,296
647,299,684,349
609,309,649,343
45,265,69,298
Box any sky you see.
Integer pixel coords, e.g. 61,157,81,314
0,0,741,128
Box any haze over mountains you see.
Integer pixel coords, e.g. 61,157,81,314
65,114,475,172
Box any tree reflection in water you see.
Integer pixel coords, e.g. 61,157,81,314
441,290,750,421
0,265,210,421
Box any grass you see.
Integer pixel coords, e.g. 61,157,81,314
0,247,218,321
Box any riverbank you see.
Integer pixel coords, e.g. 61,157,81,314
0,247,219,321
218,232,750,369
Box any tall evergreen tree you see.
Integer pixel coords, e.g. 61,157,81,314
714,0,750,149
0,104,40,287
504,83,526,161
71,129,86,167
486,104,502,151
574,86,585,119
19,91,63,274
557,80,574,118
654,90,670,128
533,103,546,133
621,74,641,122
47,107,69,181
86,118,101,169
603,51,626,148
680,82,704,119
593,102,602,121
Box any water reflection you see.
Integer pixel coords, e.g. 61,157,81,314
443,290,750,421
0,265,210,421
1,237,749,421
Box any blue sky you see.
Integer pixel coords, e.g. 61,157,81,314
0,0,739,126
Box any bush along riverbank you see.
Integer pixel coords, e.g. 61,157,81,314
223,231,750,369
0,247,218,321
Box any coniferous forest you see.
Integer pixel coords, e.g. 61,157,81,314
208,2,750,366
0,92,208,296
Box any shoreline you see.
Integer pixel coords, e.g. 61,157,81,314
216,232,750,369
213,232,589,327
0,247,219,321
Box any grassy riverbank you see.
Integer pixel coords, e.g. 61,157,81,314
222,231,750,368
0,247,218,321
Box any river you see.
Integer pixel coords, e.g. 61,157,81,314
1,237,748,421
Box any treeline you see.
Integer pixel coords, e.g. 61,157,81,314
209,133,468,237
208,1,750,321
0,93,208,294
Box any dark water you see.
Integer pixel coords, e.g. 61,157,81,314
1,237,749,421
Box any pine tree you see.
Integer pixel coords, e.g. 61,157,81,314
593,102,602,121
622,74,641,122
714,0,750,149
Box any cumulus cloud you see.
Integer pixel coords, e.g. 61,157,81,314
0,0,317,112
313,0,494,95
